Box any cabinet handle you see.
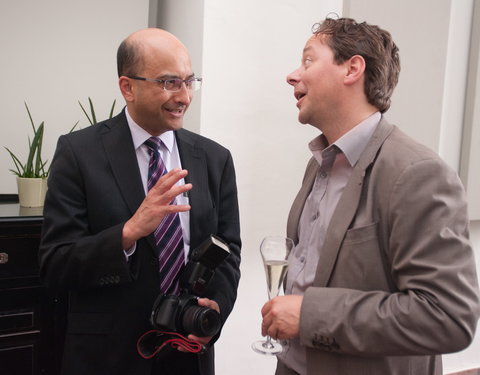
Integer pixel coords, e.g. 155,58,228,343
0,252,8,264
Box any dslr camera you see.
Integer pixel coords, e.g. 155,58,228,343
150,235,230,337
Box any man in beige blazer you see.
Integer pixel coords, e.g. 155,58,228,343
260,17,480,375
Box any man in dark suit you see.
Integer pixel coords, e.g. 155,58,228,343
39,28,241,375
260,17,480,375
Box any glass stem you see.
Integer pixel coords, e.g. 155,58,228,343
263,335,275,349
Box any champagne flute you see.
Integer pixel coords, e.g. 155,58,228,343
252,235,294,355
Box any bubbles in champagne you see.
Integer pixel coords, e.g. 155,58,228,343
264,260,288,299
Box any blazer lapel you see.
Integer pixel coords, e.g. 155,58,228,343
287,157,319,244
312,119,395,286
101,112,145,216
175,129,206,248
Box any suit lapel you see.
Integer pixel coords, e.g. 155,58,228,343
312,119,395,286
287,157,319,244
101,112,145,216
175,129,205,248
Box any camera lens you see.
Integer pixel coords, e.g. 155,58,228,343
181,305,221,337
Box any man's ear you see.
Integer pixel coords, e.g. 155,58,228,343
119,76,134,102
344,55,366,85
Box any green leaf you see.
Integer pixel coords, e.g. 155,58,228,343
25,121,43,176
4,147,25,176
70,121,79,133
25,102,37,133
88,97,97,125
34,122,45,176
5,103,49,178
78,100,93,125
109,99,116,119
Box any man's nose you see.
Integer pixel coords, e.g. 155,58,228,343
173,83,192,104
286,68,300,86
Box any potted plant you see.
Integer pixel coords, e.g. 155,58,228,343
4,102,49,207
4,99,117,208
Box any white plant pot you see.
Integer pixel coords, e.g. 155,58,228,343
16,177,48,208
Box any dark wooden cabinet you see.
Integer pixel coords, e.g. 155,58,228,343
0,201,64,375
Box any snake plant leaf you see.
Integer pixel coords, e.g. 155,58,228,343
78,97,117,126
109,99,117,119
25,121,43,176
4,104,49,178
34,122,45,176
4,147,25,176
88,97,97,125
78,100,94,125
25,102,37,133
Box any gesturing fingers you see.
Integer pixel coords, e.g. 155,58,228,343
151,169,191,197
123,169,192,246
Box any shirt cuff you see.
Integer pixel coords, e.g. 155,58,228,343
124,242,137,261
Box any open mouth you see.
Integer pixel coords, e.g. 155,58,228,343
165,107,184,116
167,107,183,113
294,91,306,101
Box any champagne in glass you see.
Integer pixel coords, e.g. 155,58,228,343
252,236,294,355
265,259,288,300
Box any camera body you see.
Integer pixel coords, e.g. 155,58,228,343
150,235,230,337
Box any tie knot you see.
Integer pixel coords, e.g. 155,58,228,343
144,137,163,152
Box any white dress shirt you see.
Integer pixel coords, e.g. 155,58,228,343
124,108,191,259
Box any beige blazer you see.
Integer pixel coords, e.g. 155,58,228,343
279,118,480,375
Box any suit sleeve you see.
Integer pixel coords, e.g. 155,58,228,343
38,135,133,293
299,158,480,356
204,149,241,334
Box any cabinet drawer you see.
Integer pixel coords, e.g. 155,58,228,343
0,343,35,375
0,311,35,334
0,287,42,335
0,225,41,281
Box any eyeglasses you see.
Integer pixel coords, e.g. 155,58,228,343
127,76,202,92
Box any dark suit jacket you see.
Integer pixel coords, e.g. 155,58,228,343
39,111,241,375
278,118,479,375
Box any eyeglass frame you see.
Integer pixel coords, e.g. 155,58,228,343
126,75,202,92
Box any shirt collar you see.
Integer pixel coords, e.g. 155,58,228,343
309,112,381,167
125,108,175,153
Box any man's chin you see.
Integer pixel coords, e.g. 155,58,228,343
165,119,184,131
298,115,309,125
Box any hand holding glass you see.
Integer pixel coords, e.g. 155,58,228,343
252,236,294,355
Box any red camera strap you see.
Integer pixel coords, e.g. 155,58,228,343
137,330,204,359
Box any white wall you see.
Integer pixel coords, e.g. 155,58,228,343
460,0,480,220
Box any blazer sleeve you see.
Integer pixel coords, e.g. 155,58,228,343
203,149,241,328
38,134,133,293
299,156,480,356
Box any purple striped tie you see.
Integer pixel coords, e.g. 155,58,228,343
144,137,185,295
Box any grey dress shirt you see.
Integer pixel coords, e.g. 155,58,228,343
278,112,381,374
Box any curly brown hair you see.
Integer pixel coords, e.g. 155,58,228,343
313,17,400,113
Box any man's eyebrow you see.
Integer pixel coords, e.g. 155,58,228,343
158,73,196,79
302,46,313,54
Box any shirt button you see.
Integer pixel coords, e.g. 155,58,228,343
300,256,305,263
319,171,327,178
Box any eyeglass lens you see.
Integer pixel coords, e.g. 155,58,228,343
164,79,202,92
